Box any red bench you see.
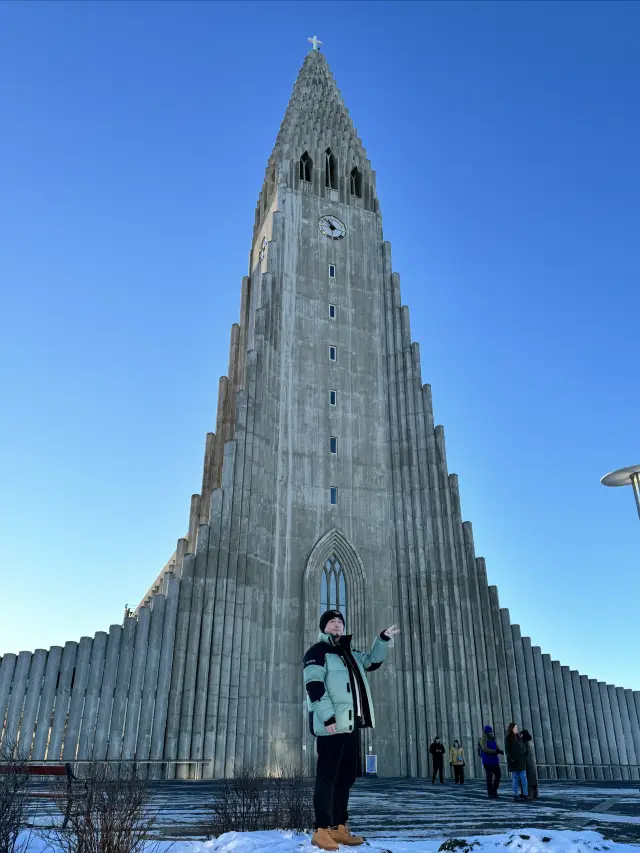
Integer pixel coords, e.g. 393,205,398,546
0,762,83,828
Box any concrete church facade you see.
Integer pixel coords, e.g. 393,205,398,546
1,46,639,781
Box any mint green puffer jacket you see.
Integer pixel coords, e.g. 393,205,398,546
303,632,389,737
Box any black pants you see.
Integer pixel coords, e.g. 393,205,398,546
484,764,501,796
453,764,464,784
314,731,359,829
432,759,444,783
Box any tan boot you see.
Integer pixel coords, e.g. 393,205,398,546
329,825,364,846
312,829,339,851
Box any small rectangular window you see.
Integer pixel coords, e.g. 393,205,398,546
329,390,336,406
329,264,336,278
329,304,335,319
330,436,337,454
329,346,336,361
330,487,338,505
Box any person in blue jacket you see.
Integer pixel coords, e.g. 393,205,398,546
478,724,504,798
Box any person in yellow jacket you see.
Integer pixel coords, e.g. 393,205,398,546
449,739,466,784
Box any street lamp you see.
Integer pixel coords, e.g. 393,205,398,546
601,465,640,521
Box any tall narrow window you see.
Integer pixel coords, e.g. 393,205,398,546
350,166,362,198
330,436,337,454
300,151,313,183
329,390,337,406
329,264,336,278
329,303,335,319
325,148,336,189
330,487,338,505
320,555,347,627
329,346,336,361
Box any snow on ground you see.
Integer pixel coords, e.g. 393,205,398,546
164,828,640,853
16,827,640,853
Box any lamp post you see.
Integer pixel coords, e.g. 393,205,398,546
601,465,640,521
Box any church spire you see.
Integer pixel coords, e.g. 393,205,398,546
253,47,378,237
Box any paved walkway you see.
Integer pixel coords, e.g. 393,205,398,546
26,778,640,845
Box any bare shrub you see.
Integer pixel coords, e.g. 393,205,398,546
42,762,162,853
0,740,31,853
206,762,313,837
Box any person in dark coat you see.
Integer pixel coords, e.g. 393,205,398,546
478,725,504,798
430,736,446,784
521,730,539,800
505,722,530,801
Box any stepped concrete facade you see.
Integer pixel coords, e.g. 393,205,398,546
1,48,639,781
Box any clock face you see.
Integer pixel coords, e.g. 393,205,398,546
258,237,267,261
319,215,346,240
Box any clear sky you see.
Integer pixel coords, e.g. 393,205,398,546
0,0,638,691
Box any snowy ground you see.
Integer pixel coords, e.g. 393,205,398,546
20,778,640,846
17,827,640,853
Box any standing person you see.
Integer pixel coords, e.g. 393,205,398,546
478,725,504,799
449,739,465,784
521,730,539,800
505,723,530,802
304,609,400,851
430,736,446,784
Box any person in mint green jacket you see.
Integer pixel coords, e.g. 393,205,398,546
304,609,399,851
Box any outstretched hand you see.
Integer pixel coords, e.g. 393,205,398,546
382,625,401,639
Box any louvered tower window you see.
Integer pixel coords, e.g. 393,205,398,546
350,166,362,198
300,151,313,182
325,148,336,189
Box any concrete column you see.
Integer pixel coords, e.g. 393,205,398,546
598,681,620,779
448,473,482,778
107,616,137,760
510,626,532,733
224,390,258,776
122,606,151,759
77,632,108,761
395,326,432,774
232,386,258,772
3,652,31,751
580,676,603,780
589,679,612,779
61,638,91,762
187,493,201,553
150,575,180,772
18,649,47,759
570,670,593,779
193,493,222,765
616,687,638,780
0,654,17,750
608,685,629,778
521,636,546,773
211,443,240,777
198,432,216,524
489,586,512,735
477,560,504,742
165,550,195,768
559,664,582,779
542,653,565,778
32,646,63,761
378,279,419,777
136,593,166,764
624,690,640,781
532,646,555,776
178,528,210,773
93,625,122,760
464,525,492,732
48,641,78,760
500,610,521,725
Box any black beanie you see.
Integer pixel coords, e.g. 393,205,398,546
319,609,345,632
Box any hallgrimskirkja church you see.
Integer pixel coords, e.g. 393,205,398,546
1,44,639,780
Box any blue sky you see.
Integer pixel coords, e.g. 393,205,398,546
0,1,638,691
